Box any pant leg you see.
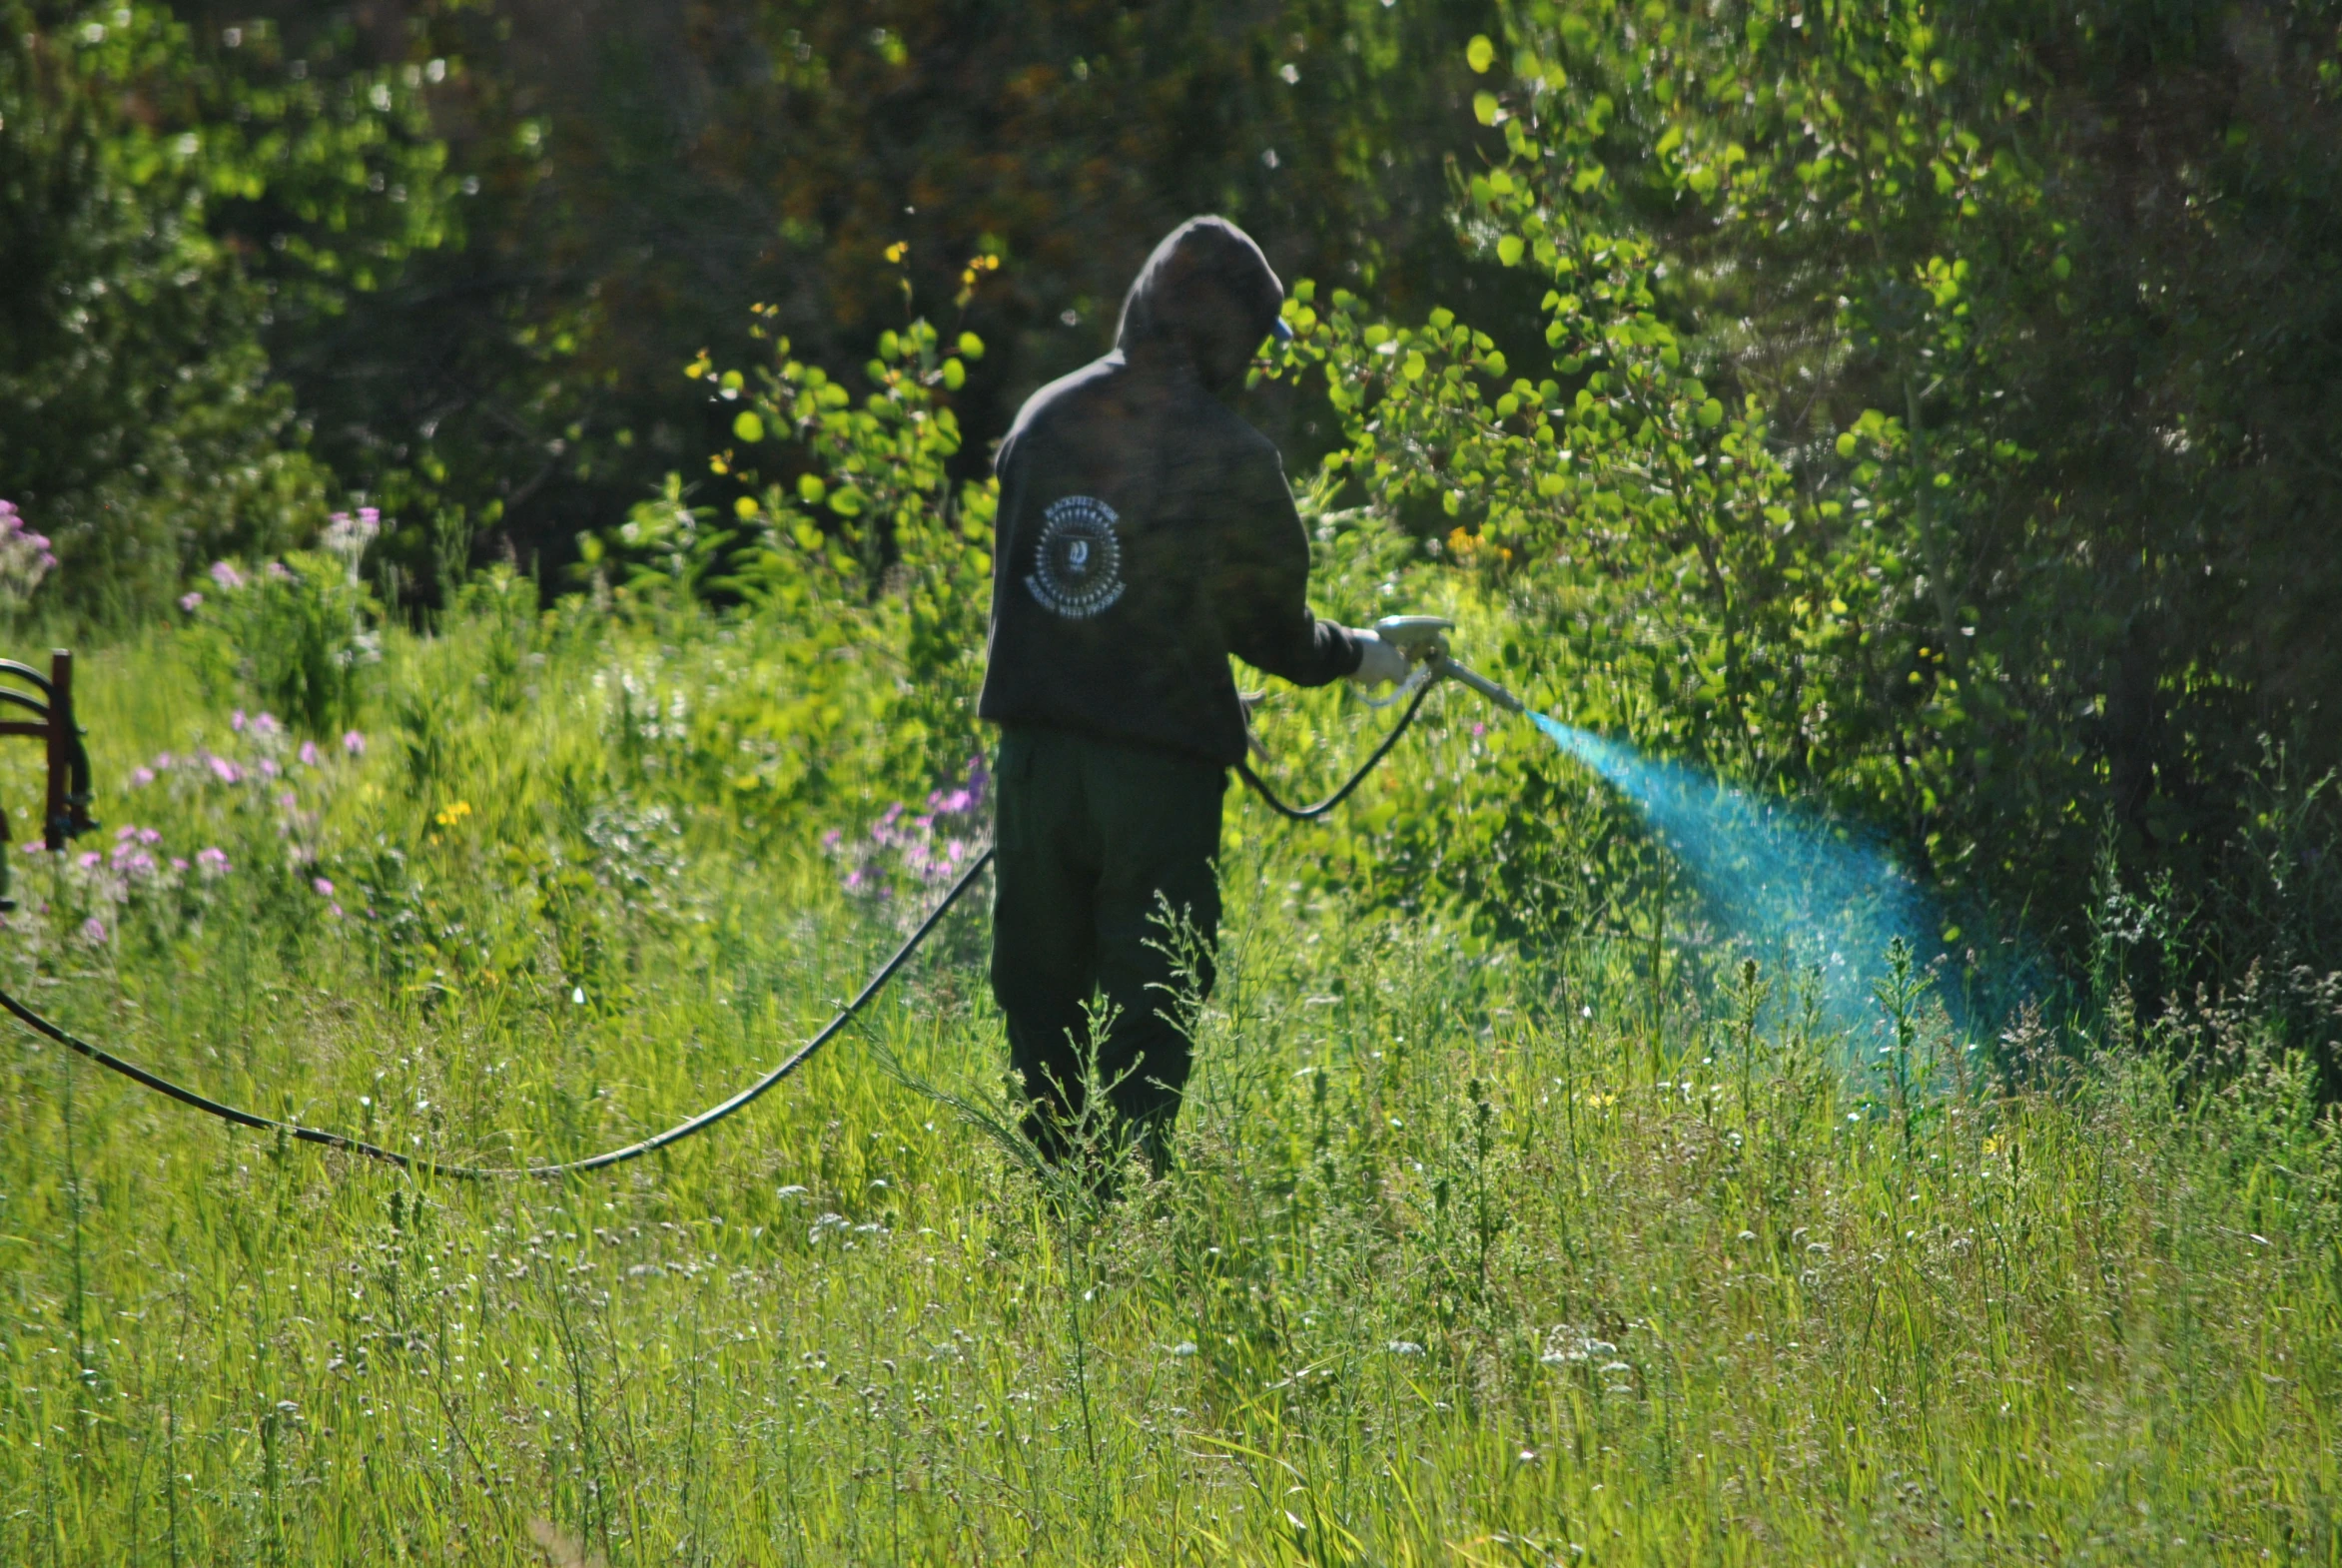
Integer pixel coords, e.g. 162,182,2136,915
1082,741,1226,1148
988,729,1101,1160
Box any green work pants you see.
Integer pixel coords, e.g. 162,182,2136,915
990,727,1225,1165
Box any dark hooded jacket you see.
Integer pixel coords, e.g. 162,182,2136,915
976,217,1361,765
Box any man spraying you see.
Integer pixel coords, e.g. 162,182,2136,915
979,216,1408,1170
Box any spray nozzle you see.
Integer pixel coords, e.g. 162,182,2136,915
1372,615,1525,714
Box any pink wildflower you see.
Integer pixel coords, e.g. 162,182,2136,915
209,560,245,590
196,847,230,878
299,740,321,766
179,591,203,613
130,767,155,787
313,877,334,898
342,730,366,756
231,710,247,732
207,754,242,784
79,917,106,946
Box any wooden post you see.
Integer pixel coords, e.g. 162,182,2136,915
45,648,70,852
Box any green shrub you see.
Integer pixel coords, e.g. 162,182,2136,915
181,547,381,737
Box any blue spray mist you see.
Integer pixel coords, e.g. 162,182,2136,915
1527,711,1971,1042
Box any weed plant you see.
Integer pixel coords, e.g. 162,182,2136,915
1,595,2338,1565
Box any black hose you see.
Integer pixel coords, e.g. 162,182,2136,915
3,848,994,1181
1233,680,1436,821
8,675,1438,1178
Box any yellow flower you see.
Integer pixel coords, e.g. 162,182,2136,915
434,800,473,828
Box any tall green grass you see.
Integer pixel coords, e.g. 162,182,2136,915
2,600,2337,1565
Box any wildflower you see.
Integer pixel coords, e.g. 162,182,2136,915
329,903,344,919
179,591,204,612
209,560,245,590
231,710,247,732
254,712,280,737
821,828,843,851
77,851,100,870
207,754,242,784
277,791,297,810
299,740,321,766
131,767,155,787
79,917,106,946
265,561,293,582
434,800,472,827
258,758,280,779
324,508,383,585
138,827,159,845
314,877,335,898
155,752,174,770
170,858,188,873
196,847,230,878
342,730,367,756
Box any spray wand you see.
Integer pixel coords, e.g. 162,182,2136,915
1371,615,1524,713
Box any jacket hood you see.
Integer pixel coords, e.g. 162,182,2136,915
1115,217,1285,392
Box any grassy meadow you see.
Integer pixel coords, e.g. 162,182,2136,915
1,594,2338,1566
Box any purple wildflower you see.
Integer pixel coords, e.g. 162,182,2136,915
313,877,334,898
179,591,204,613
265,561,293,582
77,851,99,870
258,758,280,780
196,847,230,878
207,754,242,784
254,712,280,737
170,858,188,873
79,917,106,946
209,560,245,590
342,730,367,756
299,740,321,766
231,710,247,732
130,767,155,787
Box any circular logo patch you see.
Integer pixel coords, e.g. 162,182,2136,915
1026,495,1126,619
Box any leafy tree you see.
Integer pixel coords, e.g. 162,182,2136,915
0,2,456,613
1281,0,2342,1036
